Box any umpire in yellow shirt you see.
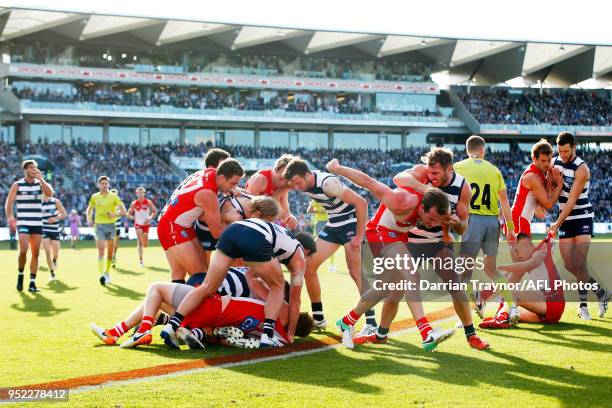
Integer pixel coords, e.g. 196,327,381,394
454,136,515,290
86,176,127,285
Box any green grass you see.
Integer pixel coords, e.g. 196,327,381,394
1,241,611,407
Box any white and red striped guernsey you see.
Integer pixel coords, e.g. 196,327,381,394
366,187,422,243
511,163,545,227
158,168,219,228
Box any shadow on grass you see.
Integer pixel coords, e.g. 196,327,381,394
113,267,144,276
482,321,612,354
47,280,78,293
11,292,70,317
103,284,145,301
225,336,611,406
146,266,170,273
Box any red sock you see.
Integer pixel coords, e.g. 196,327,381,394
137,316,154,333
342,310,361,326
416,317,433,341
107,321,128,337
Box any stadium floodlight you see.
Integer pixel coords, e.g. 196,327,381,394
103,53,107,59
121,53,127,59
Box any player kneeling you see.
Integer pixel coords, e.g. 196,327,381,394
479,233,565,329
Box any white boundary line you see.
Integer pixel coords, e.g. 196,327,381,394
70,317,456,395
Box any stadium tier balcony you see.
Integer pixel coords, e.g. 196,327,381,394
12,82,449,126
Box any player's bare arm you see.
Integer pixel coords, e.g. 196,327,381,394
4,182,18,229
147,199,158,223
196,189,224,238
449,182,470,235
322,177,367,252
127,201,137,220
392,164,429,192
498,188,515,240
245,173,267,196
526,173,562,209
48,199,67,224
285,249,306,341
274,187,297,229
35,169,54,198
86,203,94,226
498,247,546,278
551,164,590,233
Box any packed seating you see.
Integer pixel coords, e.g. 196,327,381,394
2,141,611,228
458,88,612,126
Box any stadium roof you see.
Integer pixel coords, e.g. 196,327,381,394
0,5,611,88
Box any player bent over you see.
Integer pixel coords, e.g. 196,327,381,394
479,233,565,328
157,159,244,283
162,197,304,348
327,159,456,351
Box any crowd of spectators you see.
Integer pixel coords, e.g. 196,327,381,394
14,83,440,117
2,141,611,229
458,88,612,126
9,44,433,82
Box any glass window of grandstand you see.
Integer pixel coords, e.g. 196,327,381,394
297,132,328,149
145,127,179,146
333,132,386,150
12,81,75,104
223,130,254,147
72,125,103,143
0,125,16,144
185,129,215,146
31,124,63,143
109,126,140,145
260,130,289,148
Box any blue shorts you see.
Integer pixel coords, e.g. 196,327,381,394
43,231,60,241
195,223,217,250
317,222,357,245
17,225,42,235
559,218,594,239
186,272,206,287
216,223,274,262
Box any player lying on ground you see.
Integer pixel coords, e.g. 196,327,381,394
327,159,459,351
479,233,565,329
162,197,306,347
90,279,314,349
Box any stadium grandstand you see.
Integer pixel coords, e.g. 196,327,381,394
0,5,611,234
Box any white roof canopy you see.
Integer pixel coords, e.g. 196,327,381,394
0,5,609,88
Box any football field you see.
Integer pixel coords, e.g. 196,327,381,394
1,240,610,407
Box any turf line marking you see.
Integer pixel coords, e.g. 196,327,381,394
20,306,456,394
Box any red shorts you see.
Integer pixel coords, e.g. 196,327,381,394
366,228,409,259
135,223,150,234
540,293,565,323
157,219,195,250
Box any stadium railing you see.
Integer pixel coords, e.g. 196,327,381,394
21,101,457,126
